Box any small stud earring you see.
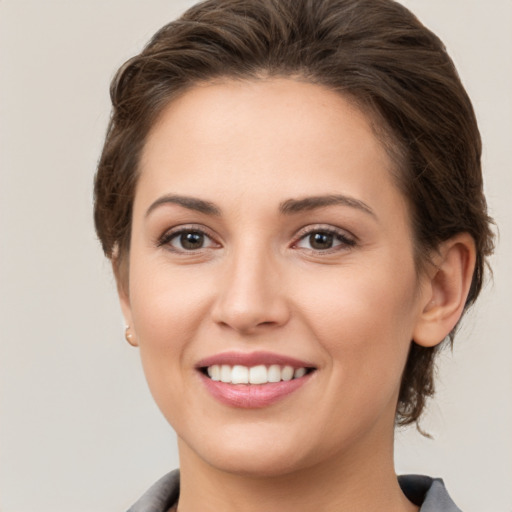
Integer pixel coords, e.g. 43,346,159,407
125,325,138,347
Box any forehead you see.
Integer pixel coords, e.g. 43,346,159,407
137,78,406,220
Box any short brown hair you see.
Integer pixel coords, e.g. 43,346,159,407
94,0,494,426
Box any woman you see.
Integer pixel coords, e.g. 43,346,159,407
94,0,494,510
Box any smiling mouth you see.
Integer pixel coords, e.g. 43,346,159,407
200,364,315,385
197,353,317,407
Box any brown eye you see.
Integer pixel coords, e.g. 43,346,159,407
160,228,218,252
295,228,356,252
309,232,334,250
179,231,205,250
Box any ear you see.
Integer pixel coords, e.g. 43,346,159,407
113,259,138,347
413,233,476,347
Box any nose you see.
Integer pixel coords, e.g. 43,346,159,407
211,248,291,335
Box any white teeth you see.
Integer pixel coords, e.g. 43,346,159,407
205,364,309,384
220,364,231,383
231,365,249,384
249,365,267,384
281,365,294,381
267,364,281,383
294,367,306,378
208,365,221,381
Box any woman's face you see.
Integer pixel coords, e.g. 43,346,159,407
122,78,431,476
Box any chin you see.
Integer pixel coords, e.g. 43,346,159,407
204,449,312,479
178,423,320,478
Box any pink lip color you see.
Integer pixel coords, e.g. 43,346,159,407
196,351,315,409
199,373,313,408
196,351,314,369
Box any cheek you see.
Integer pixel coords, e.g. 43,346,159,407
295,258,419,382
130,258,213,343
127,260,215,404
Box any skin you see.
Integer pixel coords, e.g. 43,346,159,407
119,78,475,512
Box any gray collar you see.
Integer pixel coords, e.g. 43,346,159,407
399,474,462,512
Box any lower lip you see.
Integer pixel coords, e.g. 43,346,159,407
199,372,313,408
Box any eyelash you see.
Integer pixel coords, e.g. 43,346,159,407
156,225,356,254
292,225,357,253
157,225,219,252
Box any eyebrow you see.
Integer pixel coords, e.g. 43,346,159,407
145,193,375,218
279,194,376,217
145,194,221,217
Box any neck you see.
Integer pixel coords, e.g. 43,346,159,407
176,435,418,512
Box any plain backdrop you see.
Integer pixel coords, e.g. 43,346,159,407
0,1,511,511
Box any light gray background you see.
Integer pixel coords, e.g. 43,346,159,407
0,1,510,510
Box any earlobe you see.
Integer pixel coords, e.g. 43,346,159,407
413,233,476,348
124,325,138,347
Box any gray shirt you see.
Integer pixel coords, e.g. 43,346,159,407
127,470,462,512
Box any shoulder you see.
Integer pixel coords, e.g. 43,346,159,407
399,474,462,512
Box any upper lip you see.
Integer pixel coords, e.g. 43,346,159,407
196,351,316,369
